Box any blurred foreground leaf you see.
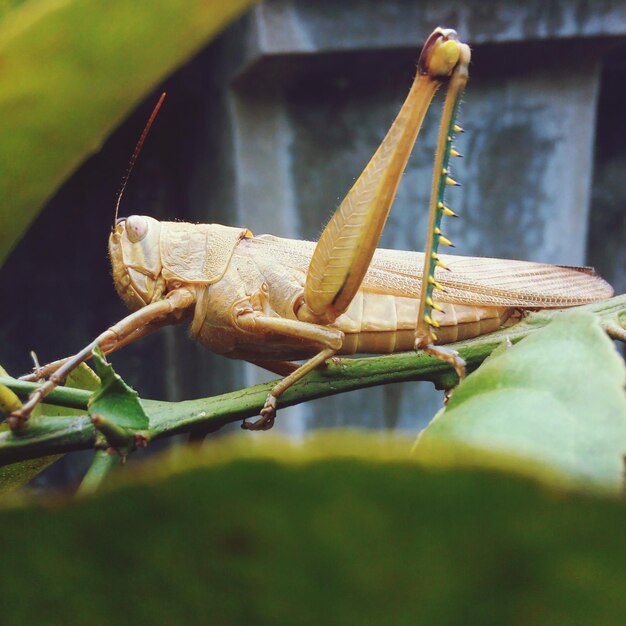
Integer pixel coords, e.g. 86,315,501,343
415,313,626,491
0,436,624,625
0,0,256,264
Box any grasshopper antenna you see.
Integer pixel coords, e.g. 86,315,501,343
113,92,167,227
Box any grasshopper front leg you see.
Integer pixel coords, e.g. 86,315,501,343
9,288,196,428
21,317,175,384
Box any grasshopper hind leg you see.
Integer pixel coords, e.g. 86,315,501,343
413,36,470,388
414,335,466,382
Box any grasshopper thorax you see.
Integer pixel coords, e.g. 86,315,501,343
109,215,164,310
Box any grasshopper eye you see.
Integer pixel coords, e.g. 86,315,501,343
126,215,149,243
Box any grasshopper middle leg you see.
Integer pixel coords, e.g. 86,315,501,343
236,312,344,430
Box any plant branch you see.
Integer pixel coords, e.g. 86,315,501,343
0,295,624,466
76,449,120,497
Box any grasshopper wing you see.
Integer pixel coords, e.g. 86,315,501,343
250,236,612,309
361,248,613,308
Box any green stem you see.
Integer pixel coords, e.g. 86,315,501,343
0,295,624,466
0,380,91,410
76,449,119,497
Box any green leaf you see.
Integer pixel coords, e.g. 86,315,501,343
0,0,256,265
0,440,625,624
414,312,626,491
88,347,148,436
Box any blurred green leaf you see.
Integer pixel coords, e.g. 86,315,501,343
0,0,256,265
0,438,625,625
0,0,27,20
415,313,626,491
0,363,99,493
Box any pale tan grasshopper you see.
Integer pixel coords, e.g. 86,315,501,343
11,28,612,431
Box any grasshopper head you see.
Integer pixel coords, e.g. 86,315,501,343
109,215,163,310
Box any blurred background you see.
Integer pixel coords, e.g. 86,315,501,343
1,0,625,483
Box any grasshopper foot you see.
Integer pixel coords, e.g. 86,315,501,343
8,373,66,430
415,339,466,382
8,394,41,429
241,394,277,431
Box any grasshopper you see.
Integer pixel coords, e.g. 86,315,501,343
11,28,612,431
